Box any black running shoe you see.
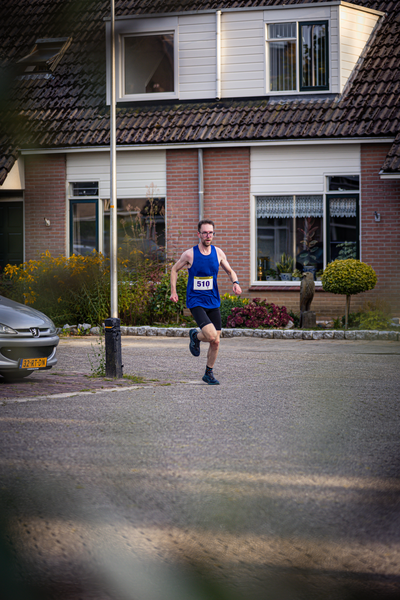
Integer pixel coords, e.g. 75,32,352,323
189,328,200,357
202,372,220,385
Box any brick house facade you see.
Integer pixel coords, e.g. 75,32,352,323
1,0,400,319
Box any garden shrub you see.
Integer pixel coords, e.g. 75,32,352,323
358,309,392,330
321,259,377,329
333,312,362,329
220,293,249,327
2,251,164,327
151,269,188,324
227,298,292,329
288,310,300,328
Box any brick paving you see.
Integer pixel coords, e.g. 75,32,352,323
0,370,149,401
0,337,170,401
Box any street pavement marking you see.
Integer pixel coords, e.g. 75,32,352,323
0,385,148,404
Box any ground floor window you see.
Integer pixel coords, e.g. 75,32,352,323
103,197,165,262
69,182,99,256
327,194,359,262
255,175,359,282
69,182,165,261
70,200,98,256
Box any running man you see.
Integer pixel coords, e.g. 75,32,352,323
170,219,242,385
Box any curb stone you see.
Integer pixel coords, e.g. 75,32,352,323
96,325,399,341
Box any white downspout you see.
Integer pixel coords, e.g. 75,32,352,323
216,10,221,99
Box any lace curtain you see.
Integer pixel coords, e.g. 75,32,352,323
256,196,323,219
256,196,357,219
329,197,357,218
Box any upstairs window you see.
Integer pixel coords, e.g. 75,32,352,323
17,38,71,74
267,21,329,93
124,33,174,96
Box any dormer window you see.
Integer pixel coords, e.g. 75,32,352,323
267,21,329,93
17,38,71,74
124,33,174,95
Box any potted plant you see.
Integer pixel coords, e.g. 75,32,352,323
337,241,357,260
297,217,320,277
265,268,278,281
292,268,302,281
276,253,294,281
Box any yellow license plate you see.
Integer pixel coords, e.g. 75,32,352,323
19,357,47,369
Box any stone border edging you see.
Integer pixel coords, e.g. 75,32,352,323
95,326,400,341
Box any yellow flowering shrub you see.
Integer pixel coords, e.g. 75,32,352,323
2,250,164,327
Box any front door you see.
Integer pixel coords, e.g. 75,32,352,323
0,202,23,271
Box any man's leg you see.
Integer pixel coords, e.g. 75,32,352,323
197,324,220,368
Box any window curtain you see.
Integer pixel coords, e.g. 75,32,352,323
256,196,323,219
329,197,357,218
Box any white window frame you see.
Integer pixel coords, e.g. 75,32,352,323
251,174,360,287
266,22,298,93
108,17,179,103
265,19,330,95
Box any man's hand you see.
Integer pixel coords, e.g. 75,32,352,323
170,292,179,303
233,283,242,296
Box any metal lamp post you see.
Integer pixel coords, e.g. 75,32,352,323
105,0,123,378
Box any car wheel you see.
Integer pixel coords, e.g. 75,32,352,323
0,371,34,382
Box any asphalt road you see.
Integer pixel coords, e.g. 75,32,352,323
0,336,400,600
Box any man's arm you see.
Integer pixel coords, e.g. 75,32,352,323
218,249,242,296
170,250,192,303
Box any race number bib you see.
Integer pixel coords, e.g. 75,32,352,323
194,276,214,291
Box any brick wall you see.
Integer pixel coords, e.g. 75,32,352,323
360,144,400,315
166,147,251,297
203,147,250,296
248,287,371,318
24,154,66,260
166,149,199,261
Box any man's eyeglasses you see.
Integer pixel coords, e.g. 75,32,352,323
200,231,214,237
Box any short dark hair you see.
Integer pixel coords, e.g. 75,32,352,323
198,218,215,232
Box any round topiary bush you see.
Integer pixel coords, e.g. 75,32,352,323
321,259,377,328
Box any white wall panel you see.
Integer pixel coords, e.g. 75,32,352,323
330,6,339,92
251,145,360,195
263,7,331,22
67,151,166,198
221,11,265,98
340,6,380,89
178,13,216,100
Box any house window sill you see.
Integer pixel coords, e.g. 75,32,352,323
249,282,323,292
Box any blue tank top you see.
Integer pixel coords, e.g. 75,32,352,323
186,245,221,309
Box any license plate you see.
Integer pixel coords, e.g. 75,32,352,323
19,357,47,369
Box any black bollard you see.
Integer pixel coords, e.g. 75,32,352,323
104,317,123,378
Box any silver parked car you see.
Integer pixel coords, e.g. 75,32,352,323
0,295,59,381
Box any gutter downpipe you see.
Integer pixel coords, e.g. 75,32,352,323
216,10,221,100
198,148,204,221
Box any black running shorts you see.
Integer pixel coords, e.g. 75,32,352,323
190,306,222,331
